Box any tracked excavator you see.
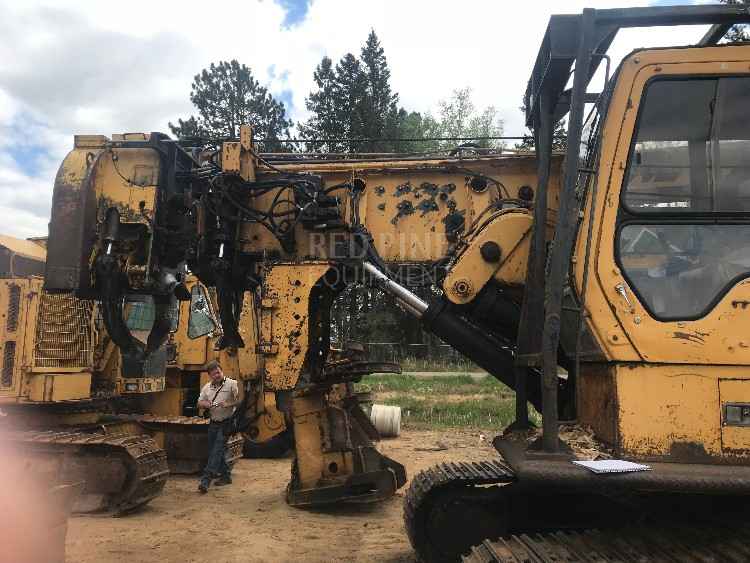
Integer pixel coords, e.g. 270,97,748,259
41,2,750,558
0,235,246,512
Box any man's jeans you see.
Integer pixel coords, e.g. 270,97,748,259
201,421,231,485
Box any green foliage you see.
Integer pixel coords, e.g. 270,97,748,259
360,30,401,151
516,99,568,152
302,33,504,156
393,88,505,153
169,60,293,149
385,395,516,429
359,373,509,395
358,373,540,429
430,87,504,149
300,30,399,152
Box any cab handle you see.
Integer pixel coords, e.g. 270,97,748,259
615,283,635,314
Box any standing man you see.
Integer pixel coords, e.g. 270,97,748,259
197,360,239,493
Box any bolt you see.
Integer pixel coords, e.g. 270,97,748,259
480,241,502,263
453,279,472,296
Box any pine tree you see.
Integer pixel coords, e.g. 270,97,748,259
359,30,399,152
300,31,402,154
169,60,292,150
298,57,344,152
333,53,367,152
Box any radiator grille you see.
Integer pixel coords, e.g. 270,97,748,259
2,341,15,387
6,284,20,332
34,292,93,368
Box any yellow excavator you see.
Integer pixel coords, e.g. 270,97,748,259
40,2,750,559
0,235,246,512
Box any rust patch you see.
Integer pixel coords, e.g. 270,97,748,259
97,195,150,223
732,300,750,310
673,330,709,345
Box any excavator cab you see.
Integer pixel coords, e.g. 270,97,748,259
405,5,750,562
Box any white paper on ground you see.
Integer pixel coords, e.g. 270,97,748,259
572,459,652,474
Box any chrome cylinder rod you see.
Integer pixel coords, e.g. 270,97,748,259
363,262,428,318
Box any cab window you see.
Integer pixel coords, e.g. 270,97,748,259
618,76,750,321
125,297,180,332
188,285,216,339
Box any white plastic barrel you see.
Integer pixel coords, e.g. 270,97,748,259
370,404,402,438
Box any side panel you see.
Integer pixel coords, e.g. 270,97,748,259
260,263,333,391
613,364,750,463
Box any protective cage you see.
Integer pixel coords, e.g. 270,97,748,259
33,292,94,369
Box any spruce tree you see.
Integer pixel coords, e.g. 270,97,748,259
298,57,344,152
333,53,367,152
359,30,399,151
300,31,402,154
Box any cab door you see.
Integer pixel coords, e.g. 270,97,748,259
594,51,750,364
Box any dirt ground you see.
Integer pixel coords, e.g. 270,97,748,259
65,428,497,563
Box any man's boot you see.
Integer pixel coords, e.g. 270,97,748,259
198,477,211,493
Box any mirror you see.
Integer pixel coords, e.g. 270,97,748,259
188,284,216,339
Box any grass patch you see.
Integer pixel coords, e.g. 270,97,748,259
358,373,539,430
359,373,513,398
384,395,516,429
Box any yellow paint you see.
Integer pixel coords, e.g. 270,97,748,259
0,278,35,399
575,45,750,365
260,263,332,391
222,141,241,174
291,391,352,489
610,364,750,460
170,277,217,369
249,391,287,443
28,372,91,402
235,290,261,380
239,124,256,181
140,387,187,416
443,209,532,304
291,392,326,488
237,155,562,263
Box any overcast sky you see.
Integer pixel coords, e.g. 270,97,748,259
0,0,715,238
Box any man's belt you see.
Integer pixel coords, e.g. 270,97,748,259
210,417,229,423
